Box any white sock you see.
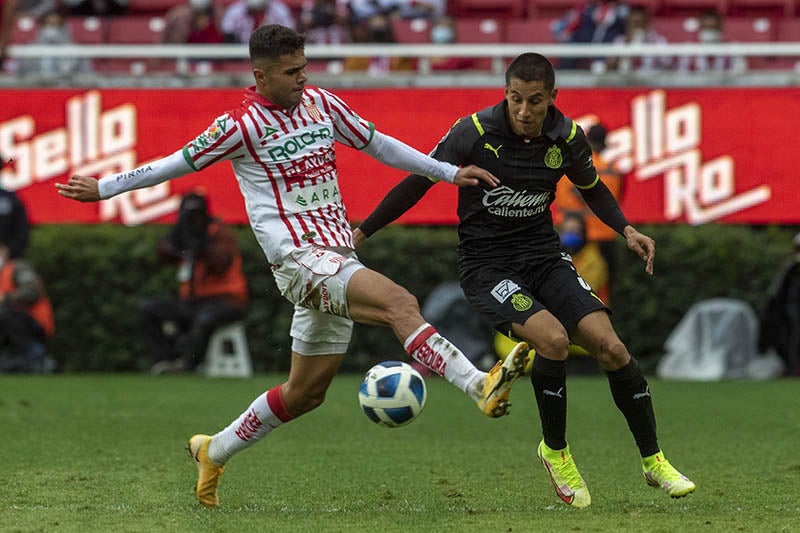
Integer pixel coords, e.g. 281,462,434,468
404,323,485,401
207,385,294,465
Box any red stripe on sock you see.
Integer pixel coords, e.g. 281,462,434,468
405,325,437,355
266,385,294,423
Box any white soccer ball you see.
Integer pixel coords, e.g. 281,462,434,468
358,361,427,428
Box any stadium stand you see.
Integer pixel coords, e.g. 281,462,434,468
452,0,525,18
728,0,797,16
392,18,433,43
69,17,105,44
658,0,730,16
504,18,556,43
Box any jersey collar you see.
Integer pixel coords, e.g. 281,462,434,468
243,85,310,112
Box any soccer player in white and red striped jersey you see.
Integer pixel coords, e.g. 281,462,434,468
56,24,531,508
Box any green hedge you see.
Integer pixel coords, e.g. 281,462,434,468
25,223,797,373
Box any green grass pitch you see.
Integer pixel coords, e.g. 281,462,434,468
2,374,799,532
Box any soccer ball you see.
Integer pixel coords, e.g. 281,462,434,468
358,361,427,428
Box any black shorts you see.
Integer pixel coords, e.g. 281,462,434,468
460,253,608,336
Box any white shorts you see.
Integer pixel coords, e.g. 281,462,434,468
272,246,365,355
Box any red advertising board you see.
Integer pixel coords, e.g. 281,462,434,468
2,87,798,225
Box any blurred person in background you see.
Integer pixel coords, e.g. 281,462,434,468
759,232,800,376
554,123,623,295
429,15,477,71
0,0,20,69
356,52,695,508
18,8,92,77
299,0,351,44
552,0,630,69
0,156,53,373
676,8,746,73
222,0,295,43
343,12,414,75
0,242,55,373
0,0,59,70
558,211,609,304
0,155,30,260
163,0,225,45
139,190,248,375
606,5,671,73
57,24,528,508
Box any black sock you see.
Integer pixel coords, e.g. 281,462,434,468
531,356,567,450
606,357,659,457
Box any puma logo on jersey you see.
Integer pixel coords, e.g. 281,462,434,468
484,142,502,158
633,387,651,400
543,387,564,398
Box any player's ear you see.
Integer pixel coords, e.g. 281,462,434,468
549,88,558,105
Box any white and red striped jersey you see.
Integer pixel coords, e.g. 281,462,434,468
182,85,373,265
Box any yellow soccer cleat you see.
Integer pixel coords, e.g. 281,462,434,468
642,450,696,498
493,333,535,374
537,440,591,509
187,434,225,507
477,341,530,417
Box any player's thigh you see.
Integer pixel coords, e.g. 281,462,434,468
346,267,418,327
460,266,544,335
535,256,608,335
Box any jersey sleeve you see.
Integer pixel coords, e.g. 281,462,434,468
563,124,598,188
318,88,375,149
181,113,246,172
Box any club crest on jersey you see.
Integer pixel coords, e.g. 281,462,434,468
545,145,563,169
304,101,323,122
510,293,533,312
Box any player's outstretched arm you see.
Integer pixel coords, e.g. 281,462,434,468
56,175,101,202
55,150,193,202
623,225,655,276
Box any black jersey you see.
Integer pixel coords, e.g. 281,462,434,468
431,101,597,265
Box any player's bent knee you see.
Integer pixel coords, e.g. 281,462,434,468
534,330,570,359
594,337,629,369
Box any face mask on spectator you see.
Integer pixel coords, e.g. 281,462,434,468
189,0,212,9
698,29,722,43
560,231,585,254
431,25,455,44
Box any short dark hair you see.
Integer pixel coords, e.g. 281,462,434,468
505,53,555,91
249,25,306,64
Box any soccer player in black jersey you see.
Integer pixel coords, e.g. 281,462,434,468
355,52,695,508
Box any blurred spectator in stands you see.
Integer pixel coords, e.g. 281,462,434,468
0,156,30,260
62,0,127,16
343,12,413,75
221,0,295,44
299,0,351,44
429,15,476,71
0,0,17,69
0,244,55,373
759,232,800,376
139,190,248,375
1,0,59,70
558,211,610,305
676,8,746,73
0,158,54,374
18,9,92,78
393,0,445,20
606,5,671,73
163,0,225,45
554,123,623,298
552,0,630,69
